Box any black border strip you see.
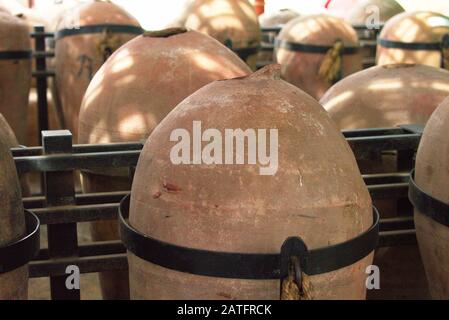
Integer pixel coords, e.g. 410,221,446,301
0,210,40,274
409,169,449,227
119,195,379,279
55,24,144,40
232,46,259,61
0,50,32,60
274,39,360,54
378,39,442,51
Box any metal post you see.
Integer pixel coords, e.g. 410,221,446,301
397,148,415,216
42,130,80,300
34,26,49,144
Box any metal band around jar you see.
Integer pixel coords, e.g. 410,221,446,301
274,39,360,54
119,194,379,280
0,210,40,274
379,34,449,69
0,50,32,60
409,169,449,227
55,24,144,41
378,38,443,51
232,46,260,61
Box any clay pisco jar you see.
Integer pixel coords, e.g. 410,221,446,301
0,134,27,299
126,65,374,300
377,11,449,69
0,114,30,196
54,0,142,143
320,63,449,299
412,97,449,299
0,11,31,144
275,14,363,100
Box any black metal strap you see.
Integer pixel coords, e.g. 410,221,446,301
378,36,448,51
119,195,379,279
55,24,144,40
274,39,360,54
0,210,40,274
232,46,259,61
409,169,449,227
0,50,32,60
223,38,259,61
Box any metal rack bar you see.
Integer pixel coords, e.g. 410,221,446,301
15,150,140,173
378,230,417,247
42,131,80,300
34,26,50,143
19,171,412,231
33,203,118,225
12,141,143,157
12,126,423,174
23,191,129,209
34,240,126,261
30,254,127,278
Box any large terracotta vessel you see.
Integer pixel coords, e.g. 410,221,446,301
320,63,449,299
0,114,30,196
275,14,363,100
321,64,449,129
0,131,27,300
413,97,449,299
0,11,31,144
54,0,142,143
78,28,251,300
8,4,66,147
377,11,449,69
127,65,374,300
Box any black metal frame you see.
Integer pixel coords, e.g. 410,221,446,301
31,26,54,143
12,125,422,299
12,26,420,300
